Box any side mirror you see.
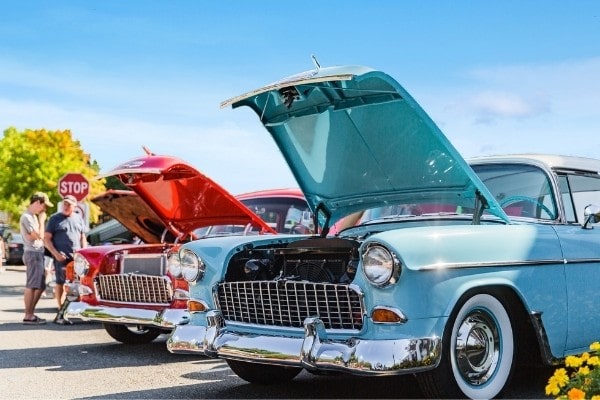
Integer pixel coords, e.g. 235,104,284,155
582,204,600,229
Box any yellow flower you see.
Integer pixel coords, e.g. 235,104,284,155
578,366,590,375
567,387,586,400
545,381,560,396
588,356,600,366
566,355,584,368
590,342,600,352
549,368,570,388
590,396,600,400
580,352,590,362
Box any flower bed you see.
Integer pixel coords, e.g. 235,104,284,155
546,342,600,399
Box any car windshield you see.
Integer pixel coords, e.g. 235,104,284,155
349,163,558,225
472,163,557,220
194,197,314,237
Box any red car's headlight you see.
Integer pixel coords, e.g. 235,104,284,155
73,253,89,277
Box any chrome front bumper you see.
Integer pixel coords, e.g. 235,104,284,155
167,311,441,375
64,301,189,329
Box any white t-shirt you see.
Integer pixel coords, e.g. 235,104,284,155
19,211,44,252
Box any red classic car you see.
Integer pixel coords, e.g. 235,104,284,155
64,154,312,344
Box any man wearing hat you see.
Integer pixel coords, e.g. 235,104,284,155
44,194,87,323
20,192,53,324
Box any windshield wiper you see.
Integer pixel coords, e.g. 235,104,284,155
363,214,417,224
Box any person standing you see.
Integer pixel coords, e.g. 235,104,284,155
44,194,87,323
20,192,53,324
0,234,5,273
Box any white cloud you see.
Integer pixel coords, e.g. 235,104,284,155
417,57,600,159
467,91,551,124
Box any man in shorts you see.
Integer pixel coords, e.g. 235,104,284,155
44,194,87,323
20,192,53,324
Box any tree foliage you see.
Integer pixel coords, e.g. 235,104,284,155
0,127,105,227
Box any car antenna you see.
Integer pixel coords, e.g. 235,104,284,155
142,146,155,156
311,54,321,71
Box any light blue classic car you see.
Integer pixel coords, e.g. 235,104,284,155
166,64,600,399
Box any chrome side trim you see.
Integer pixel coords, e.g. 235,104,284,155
420,259,564,271
167,311,441,375
63,301,189,328
564,258,600,264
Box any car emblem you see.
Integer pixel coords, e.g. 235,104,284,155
120,161,145,169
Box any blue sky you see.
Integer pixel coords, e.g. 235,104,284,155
1,1,600,194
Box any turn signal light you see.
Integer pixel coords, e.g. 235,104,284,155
371,307,406,323
187,300,208,313
65,261,75,282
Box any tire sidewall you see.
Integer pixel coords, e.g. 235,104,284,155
449,293,514,399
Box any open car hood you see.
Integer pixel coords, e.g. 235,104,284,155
97,154,275,238
222,65,509,229
91,190,165,244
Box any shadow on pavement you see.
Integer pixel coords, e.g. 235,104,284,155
78,370,424,399
0,334,197,371
0,320,101,331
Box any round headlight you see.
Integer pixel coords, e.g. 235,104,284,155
362,244,399,286
167,252,183,278
180,249,205,282
73,253,89,277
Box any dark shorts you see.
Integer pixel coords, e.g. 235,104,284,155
23,250,46,289
53,259,67,285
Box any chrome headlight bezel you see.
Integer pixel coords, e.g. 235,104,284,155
361,243,400,287
180,248,206,282
73,253,89,277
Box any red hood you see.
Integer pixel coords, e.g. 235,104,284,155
97,154,275,238
91,190,166,244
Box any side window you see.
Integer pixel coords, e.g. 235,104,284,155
558,175,577,223
284,206,314,234
560,174,600,224
241,198,315,234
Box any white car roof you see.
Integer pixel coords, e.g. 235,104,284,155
468,154,600,174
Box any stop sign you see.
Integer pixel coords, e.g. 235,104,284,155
58,173,90,201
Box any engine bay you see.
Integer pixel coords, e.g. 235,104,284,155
223,237,360,284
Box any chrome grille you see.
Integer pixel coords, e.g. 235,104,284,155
96,274,173,304
216,281,364,330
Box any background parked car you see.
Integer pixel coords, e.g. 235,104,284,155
86,218,134,246
4,232,24,265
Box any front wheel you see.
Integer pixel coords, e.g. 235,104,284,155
103,323,162,344
226,359,302,384
417,293,515,399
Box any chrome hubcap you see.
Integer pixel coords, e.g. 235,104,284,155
454,310,499,386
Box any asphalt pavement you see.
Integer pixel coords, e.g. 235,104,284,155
0,263,58,323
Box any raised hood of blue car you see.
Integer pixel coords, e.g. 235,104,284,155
222,65,509,229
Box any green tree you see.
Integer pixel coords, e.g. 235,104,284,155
0,127,104,227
